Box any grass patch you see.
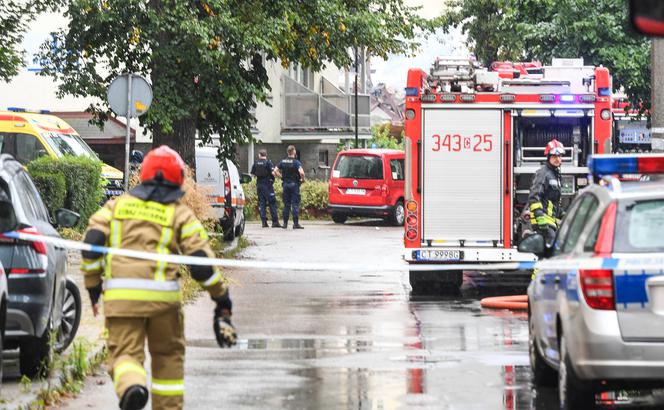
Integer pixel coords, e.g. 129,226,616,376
17,338,107,409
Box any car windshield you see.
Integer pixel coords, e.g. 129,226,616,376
42,132,99,159
614,199,664,252
334,155,383,179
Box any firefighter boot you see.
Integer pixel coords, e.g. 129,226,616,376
119,385,149,410
261,220,269,228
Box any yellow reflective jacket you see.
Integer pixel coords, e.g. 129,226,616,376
81,193,226,317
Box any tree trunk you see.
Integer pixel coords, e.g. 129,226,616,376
152,118,197,171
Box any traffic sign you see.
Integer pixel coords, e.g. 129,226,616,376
108,74,152,117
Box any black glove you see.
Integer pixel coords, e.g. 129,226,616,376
87,283,102,306
213,292,236,347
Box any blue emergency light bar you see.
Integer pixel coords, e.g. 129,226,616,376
589,154,664,176
405,87,419,96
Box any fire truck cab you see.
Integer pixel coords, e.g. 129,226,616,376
403,57,613,292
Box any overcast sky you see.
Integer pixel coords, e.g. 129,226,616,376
21,2,463,92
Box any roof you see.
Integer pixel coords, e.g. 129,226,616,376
337,148,404,156
0,110,77,134
50,111,136,144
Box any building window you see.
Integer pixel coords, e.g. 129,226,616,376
318,149,329,166
289,64,314,90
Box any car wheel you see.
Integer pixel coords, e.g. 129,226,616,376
529,312,557,386
223,213,236,242
54,279,82,353
331,213,347,224
20,320,53,379
559,335,594,409
234,214,245,238
389,200,405,226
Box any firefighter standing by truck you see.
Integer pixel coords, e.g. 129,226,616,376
528,139,565,246
251,149,281,228
81,146,237,410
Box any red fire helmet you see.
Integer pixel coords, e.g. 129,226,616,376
140,145,186,186
544,139,566,157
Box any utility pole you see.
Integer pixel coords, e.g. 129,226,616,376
354,46,359,149
652,38,664,152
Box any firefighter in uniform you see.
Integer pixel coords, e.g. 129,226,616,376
250,149,280,228
528,139,565,246
274,145,305,229
81,146,237,410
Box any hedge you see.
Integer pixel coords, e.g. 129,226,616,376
243,180,329,220
28,155,105,229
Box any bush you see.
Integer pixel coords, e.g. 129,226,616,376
243,179,329,220
28,155,105,229
30,170,66,215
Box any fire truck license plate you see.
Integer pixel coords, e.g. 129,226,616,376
418,250,461,261
346,188,366,195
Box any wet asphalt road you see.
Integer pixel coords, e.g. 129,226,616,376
183,220,550,410
60,220,565,410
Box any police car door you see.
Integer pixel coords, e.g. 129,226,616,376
534,194,597,360
613,197,664,341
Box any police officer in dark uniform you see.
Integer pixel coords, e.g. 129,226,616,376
528,139,565,246
251,149,281,228
274,145,305,229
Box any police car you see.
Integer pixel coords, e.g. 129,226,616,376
519,154,664,409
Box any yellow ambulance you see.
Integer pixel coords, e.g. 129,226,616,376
0,108,124,196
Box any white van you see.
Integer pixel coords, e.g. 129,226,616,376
195,146,251,241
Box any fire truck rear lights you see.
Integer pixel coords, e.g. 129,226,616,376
406,229,418,241
589,154,664,176
440,94,457,102
598,87,611,97
600,109,611,120
500,94,516,103
405,109,416,120
405,87,419,96
420,93,437,102
539,94,556,102
406,215,417,226
579,95,596,103
406,201,418,212
560,94,576,103
460,94,475,102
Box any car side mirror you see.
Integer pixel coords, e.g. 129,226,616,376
0,201,18,232
55,208,80,228
240,173,252,184
518,233,547,257
630,0,664,36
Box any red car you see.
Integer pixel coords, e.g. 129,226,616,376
328,149,405,225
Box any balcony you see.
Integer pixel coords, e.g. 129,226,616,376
282,75,370,132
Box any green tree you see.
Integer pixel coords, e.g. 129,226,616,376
0,1,57,81
441,0,650,110
34,0,435,167
368,123,402,149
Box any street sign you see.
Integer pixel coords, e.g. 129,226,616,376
107,73,153,191
108,74,152,117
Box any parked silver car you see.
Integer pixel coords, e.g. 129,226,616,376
521,154,664,409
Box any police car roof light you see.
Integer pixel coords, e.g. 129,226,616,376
7,107,26,112
589,154,664,176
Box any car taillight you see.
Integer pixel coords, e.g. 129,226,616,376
18,227,47,255
579,269,614,310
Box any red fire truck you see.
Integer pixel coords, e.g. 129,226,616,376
403,57,613,291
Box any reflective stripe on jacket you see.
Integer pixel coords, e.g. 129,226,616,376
81,193,226,317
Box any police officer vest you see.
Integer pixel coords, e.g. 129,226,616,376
280,159,300,183
253,159,272,183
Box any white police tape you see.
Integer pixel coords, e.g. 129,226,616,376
3,230,664,273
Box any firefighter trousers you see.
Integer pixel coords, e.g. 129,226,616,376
106,306,185,410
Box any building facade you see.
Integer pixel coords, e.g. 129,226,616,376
238,59,372,180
